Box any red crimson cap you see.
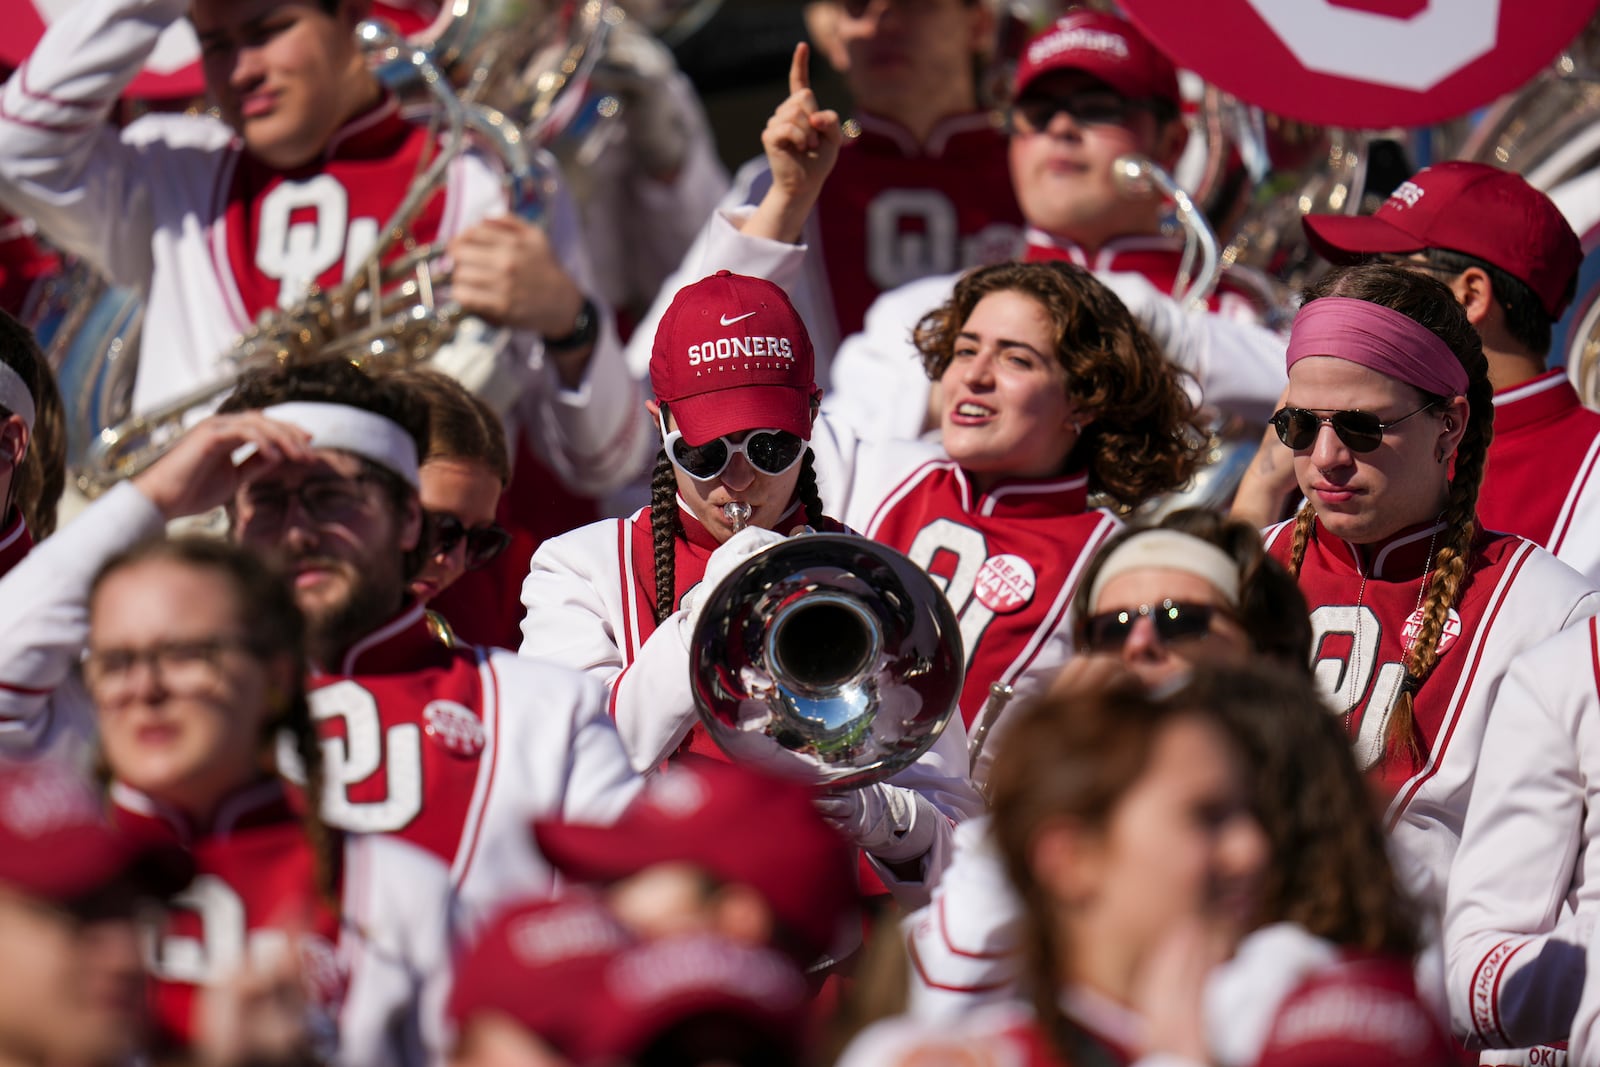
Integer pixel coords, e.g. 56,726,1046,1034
1013,11,1180,106
447,893,636,1059
533,760,859,963
573,934,810,1063
1302,162,1583,319
0,761,191,905
649,271,818,447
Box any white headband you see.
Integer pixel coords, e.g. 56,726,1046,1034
0,361,35,433
1088,530,1241,609
260,402,420,489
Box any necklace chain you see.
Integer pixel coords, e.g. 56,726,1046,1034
1346,524,1442,761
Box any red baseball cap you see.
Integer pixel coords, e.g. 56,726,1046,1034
1302,162,1583,319
0,762,191,905
574,935,809,1063
447,893,635,1059
1013,11,1181,106
533,760,858,962
649,271,818,447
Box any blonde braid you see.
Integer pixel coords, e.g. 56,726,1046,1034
1387,392,1493,758
1287,502,1318,579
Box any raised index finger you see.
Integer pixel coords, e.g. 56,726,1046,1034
789,41,811,96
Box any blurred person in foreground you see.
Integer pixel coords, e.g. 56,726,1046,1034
843,663,1453,1066
0,760,191,1067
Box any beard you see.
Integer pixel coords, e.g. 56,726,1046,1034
288,550,408,668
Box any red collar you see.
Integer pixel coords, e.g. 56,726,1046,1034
1312,517,1449,581
0,507,30,575
1492,369,1581,435
851,110,1005,158
110,778,298,846
1023,227,1183,268
317,602,453,676
938,464,1089,518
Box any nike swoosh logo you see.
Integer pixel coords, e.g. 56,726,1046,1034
719,311,758,326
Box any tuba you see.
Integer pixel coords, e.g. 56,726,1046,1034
68,1,612,496
689,534,966,790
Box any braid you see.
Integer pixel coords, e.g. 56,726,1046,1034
1287,502,1317,579
796,448,826,529
1388,377,1494,759
649,448,682,625
282,700,342,913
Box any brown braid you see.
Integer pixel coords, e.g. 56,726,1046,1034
281,692,341,910
1287,501,1318,579
795,448,826,530
1298,264,1493,760
649,447,683,625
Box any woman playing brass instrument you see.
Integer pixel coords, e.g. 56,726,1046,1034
518,270,982,904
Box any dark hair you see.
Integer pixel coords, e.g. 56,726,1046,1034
0,309,65,538
385,368,509,486
646,403,826,626
1199,663,1419,958
914,261,1205,508
1420,247,1557,356
88,537,339,907
1071,508,1313,669
1286,262,1492,762
990,662,1419,1063
218,360,430,578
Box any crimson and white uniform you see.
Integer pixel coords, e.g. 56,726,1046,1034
1262,518,1600,913
1477,370,1600,584
0,0,651,497
0,507,29,578
516,492,982,901
0,481,643,931
115,779,453,1067
822,230,1289,442
808,417,1121,775
1443,616,1600,1054
626,113,1024,382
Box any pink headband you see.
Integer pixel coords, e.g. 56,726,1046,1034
1285,297,1469,398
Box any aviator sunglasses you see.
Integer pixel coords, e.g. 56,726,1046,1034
427,513,512,571
1082,600,1223,653
1270,400,1439,454
658,412,806,482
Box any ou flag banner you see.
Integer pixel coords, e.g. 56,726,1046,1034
1119,0,1600,128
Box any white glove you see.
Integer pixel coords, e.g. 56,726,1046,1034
677,525,787,648
814,783,939,864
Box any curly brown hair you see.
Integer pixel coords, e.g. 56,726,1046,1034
914,261,1205,508
1285,262,1492,763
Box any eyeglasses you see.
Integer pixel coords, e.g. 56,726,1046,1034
84,637,259,699
1082,600,1222,653
236,474,380,526
1270,402,1439,453
1010,90,1144,134
658,414,806,482
427,513,511,571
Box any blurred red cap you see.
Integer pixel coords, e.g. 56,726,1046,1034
533,760,858,962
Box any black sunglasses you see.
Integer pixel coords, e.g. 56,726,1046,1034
1270,401,1439,454
1082,600,1221,653
428,513,511,571
1010,90,1144,134
658,410,807,482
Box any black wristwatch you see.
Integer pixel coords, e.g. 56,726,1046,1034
544,296,599,353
